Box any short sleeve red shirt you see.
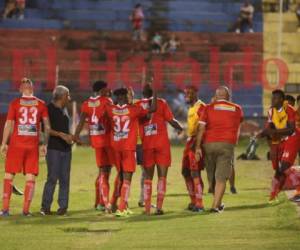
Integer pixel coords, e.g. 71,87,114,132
199,100,243,145
81,96,112,148
137,98,174,149
7,96,48,149
105,103,148,151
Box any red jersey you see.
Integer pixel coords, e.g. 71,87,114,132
104,103,148,151
6,96,48,149
267,104,296,143
199,100,243,145
137,98,174,149
296,109,300,133
81,96,112,148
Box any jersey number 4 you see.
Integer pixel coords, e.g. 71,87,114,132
113,116,130,133
19,107,38,125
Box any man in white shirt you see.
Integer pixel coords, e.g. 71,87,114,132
234,0,254,33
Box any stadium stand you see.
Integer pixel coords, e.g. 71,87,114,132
0,0,263,117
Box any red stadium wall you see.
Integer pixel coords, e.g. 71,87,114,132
0,29,263,92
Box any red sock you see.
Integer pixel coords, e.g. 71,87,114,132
184,177,195,204
100,172,110,207
270,176,282,200
193,177,203,208
2,179,13,211
118,180,131,212
285,169,300,192
110,174,121,205
157,177,166,210
23,180,35,214
144,179,152,214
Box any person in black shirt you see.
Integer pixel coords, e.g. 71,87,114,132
41,85,73,216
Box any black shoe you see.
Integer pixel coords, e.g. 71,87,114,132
187,203,195,211
138,201,145,207
210,208,220,213
12,185,23,196
40,208,51,216
230,187,237,194
23,212,33,217
57,208,67,216
154,209,164,215
218,203,225,212
192,206,204,213
290,194,300,203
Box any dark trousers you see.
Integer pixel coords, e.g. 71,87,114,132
41,149,72,210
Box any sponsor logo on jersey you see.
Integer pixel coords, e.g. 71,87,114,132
112,108,129,115
113,131,129,141
89,124,105,136
18,124,38,136
88,100,100,108
144,123,157,136
20,99,38,106
214,104,236,112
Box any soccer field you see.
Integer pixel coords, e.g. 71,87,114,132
0,142,299,250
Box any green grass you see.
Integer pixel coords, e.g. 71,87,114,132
0,142,300,250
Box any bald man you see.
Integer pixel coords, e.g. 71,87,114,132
195,86,244,213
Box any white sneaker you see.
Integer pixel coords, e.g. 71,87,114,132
249,29,254,33
235,29,240,34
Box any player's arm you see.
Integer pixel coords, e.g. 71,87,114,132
73,112,87,144
194,122,206,162
148,90,157,113
0,120,14,157
168,119,183,133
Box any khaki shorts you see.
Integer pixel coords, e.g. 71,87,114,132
203,142,234,183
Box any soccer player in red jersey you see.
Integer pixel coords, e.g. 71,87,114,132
0,78,50,216
182,86,206,213
74,81,114,212
136,84,183,215
101,87,157,217
258,90,300,203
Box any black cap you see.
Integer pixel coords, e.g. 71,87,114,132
113,88,128,96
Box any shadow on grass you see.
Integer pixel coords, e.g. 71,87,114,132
60,227,121,234
225,201,283,212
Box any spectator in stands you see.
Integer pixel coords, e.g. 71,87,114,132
162,34,180,54
15,0,25,20
234,0,254,33
129,3,145,51
151,32,163,54
296,4,300,27
2,0,16,19
2,0,25,20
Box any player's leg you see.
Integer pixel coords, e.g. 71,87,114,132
109,150,122,212
142,148,155,214
116,151,136,216
23,147,39,216
99,165,111,210
269,137,298,201
156,165,168,215
155,147,171,215
143,165,155,215
2,146,23,215
1,173,15,216
182,143,196,209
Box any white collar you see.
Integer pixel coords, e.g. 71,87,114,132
90,95,100,100
22,94,34,98
116,104,128,108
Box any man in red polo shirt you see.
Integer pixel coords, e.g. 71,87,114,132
195,86,243,213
